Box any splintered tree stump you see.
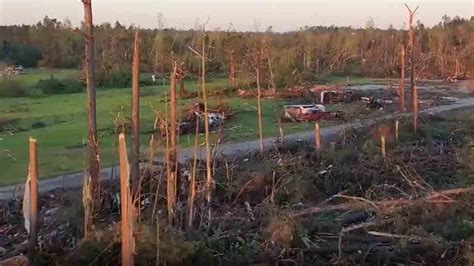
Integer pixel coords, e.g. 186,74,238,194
314,123,321,155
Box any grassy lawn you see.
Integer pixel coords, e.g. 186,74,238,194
12,69,81,87
0,70,383,185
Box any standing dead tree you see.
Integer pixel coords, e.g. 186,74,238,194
188,113,200,229
314,123,321,156
23,137,38,250
118,133,135,266
81,0,100,201
131,32,141,193
262,39,276,96
399,44,405,112
380,133,386,159
405,4,419,132
167,62,179,224
261,39,282,143
201,28,213,210
187,22,216,227
228,50,237,87
188,20,213,223
246,39,265,155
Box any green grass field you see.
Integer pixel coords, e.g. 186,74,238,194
13,68,81,86
0,69,383,185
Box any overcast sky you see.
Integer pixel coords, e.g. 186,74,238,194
0,0,472,32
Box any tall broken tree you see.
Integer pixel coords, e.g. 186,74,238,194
201,24,213,217
228,50,237,87
246,39,265,155
187,24,213,223
118,133,135,266
82,0,100,200
167,62,179,224
131,32,141,193
405,4,419,132
399,44,405,112
24,137,38,250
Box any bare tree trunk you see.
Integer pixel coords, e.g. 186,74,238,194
179,78,186,96
380,134,386,159
131,32,141,193
201,29,213,209
229,50,237,87
405,4,419,133
256,67,264,156
167,63,178,224
395,118,399,143
263,41,276,96
399,45,405,112
188,117,199,229
28,137,38,249
118,133,134,266
82,0,100,200
314,123,321,156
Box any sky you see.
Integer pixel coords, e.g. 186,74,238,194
0,0,472,32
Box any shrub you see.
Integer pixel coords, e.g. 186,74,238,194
36,77,63,94
98,70,132,88
36,77,84,94
61,79,84,93
139,77,154,86
0,78,27,97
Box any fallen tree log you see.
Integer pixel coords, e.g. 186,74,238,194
292,187,472,217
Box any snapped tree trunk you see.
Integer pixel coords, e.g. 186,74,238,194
229,50,237,87
256,67,264,155
201,31,213,207
167,63,178,224
82,0,100,200
406,4,419,133
118,133,134,266
28,137,38,249
131,32,140,193
399,44,405,112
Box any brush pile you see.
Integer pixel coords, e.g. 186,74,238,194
1,110,474,265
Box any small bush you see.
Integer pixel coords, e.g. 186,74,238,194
31,121,47,129
139,77,154,86
98,70,132,88
0,78,27,97
61,79,84,93
36,77,84,94
36,77,63,94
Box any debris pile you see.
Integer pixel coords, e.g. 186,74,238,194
157,102,234,136
1,112,474,264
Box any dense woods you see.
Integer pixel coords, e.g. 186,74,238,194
1,15,473,87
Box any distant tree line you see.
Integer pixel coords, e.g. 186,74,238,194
1,15,473,88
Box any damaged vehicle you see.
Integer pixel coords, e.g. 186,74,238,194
318,90,354,104
308,85,354,104
282,103,339,122
361,97,390,110
158,102,231,136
